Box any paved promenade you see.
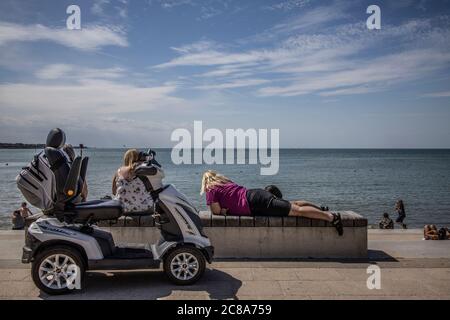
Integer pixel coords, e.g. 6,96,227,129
0,229,449,300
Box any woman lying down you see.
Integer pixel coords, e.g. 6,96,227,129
201,170,344,236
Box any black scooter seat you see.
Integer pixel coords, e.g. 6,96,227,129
66,199,123,223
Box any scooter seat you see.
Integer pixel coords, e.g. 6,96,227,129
66,199,123,223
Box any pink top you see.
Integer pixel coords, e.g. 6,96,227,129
206,182,251,216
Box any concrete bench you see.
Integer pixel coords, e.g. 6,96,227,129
97,211,368,259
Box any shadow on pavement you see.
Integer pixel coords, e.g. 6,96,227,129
367,250,398,262
212,251,399,263
39,268,242,300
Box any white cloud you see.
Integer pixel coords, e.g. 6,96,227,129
35,64,126,81
258,50,450,97
150,0,237,20
91,0,129,20
195,78,270,90
263,0,311,11
0,22,128,51
421,91,450,98
153,13,450,97
170,40,217,54
271,3,349,33
154,49,265,68
92,0,111,15
319,86,379,97
0,81,183,114
156,0,195,9
34,64,74,80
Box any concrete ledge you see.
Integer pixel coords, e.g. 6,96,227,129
25,211,368,259
104,211,368,259
94,210,368,229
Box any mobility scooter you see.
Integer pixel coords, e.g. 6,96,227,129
18,129,214,295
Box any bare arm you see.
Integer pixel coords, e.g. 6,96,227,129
209,202,228,216
112,172,118,195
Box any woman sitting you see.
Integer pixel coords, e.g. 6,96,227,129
112,149,153,213
379,213,394,229
200,170,343,236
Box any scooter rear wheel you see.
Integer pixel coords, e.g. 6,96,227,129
163,246,206,285
32,246,85,295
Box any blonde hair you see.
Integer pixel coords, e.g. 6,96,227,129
200,170,231,195
123,149,139,169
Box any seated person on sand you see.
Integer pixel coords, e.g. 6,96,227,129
438,227,450,240
112,149,153,213
379,213,394,229
424,225,439,240
12,210,25,230
200,170,344,236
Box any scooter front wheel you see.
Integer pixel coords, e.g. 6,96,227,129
163,246,206,285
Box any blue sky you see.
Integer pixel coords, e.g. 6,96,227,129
0,0,449,148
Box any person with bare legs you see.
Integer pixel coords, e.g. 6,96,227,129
201,170,343,236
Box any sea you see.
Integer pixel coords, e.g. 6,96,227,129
1,148,449,229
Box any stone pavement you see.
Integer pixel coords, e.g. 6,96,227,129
0,229,449,300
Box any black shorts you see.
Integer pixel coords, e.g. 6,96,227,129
396,214,406,223
246,189,291,217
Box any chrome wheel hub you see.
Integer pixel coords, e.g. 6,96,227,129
170,252,199,281
38,254,77,290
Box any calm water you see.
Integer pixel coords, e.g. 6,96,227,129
1,148,449,229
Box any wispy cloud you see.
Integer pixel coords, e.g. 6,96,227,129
0,80,182,114
272,2,350,33
259,49,450,97
92,0,129,18
263,0,311,11
35,64,126,81
244,1,352,44
0,22,128,51
195,78,270,90
152,12,450,98
154,0,195,9
421,90,450,98
153,48,265,68
91,0,111,15
150,0,239,20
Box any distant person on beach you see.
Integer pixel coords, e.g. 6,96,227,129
11,210,25,230
424,225,450,240
437,227,449,240
63,144,88,202
395,200,407,229
424,225,439,240
19,202,33,218
379,212,394,229
201,170,344,236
